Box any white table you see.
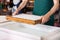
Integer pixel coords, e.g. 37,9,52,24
0,21,60,40
0,15,60,40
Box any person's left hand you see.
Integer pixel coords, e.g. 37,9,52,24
41,15,50,24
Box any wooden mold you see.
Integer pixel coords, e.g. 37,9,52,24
6,14,42,25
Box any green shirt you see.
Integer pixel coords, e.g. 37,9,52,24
33,0,54,26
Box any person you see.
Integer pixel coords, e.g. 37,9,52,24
12,0,28,15
33,0,59,26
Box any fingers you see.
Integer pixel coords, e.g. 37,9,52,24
41,17,46,24
41,16,50,24
12,13,15,16
12,13,16,16
12,12,17,16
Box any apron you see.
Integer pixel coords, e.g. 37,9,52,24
0,0,3,9
12,0,26,13
0,3,2,9
33,0,54,26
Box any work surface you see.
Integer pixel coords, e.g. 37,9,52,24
0,15,60,40
0,21,59,36
0,21,60,40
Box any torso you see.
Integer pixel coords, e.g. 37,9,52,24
33,0,53,16
33,0,54,26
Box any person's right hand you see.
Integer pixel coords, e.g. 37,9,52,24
12,11,18,16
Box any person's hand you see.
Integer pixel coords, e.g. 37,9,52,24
12,11,18,16
41,15,50,24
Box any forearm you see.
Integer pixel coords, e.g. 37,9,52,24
15,0,28,13
45,0,59,17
